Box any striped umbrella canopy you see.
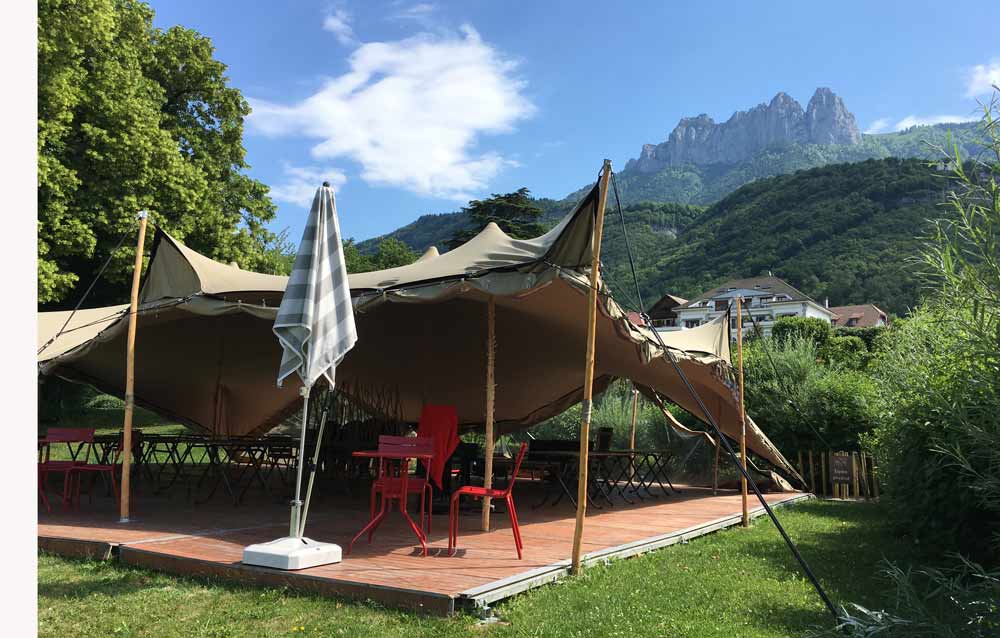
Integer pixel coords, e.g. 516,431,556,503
274,183,357,390
272,182,357,538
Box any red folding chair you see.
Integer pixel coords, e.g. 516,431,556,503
369,436,435,536
67,432,124,510
449,442,529,559
38,428,94,510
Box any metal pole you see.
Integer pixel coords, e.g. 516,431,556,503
291,385,310,537
571,159,613,575
298,402,330,537
119,211,148,524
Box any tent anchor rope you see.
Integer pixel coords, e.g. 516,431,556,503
609,171,841,622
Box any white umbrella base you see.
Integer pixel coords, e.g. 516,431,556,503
242,537,342,570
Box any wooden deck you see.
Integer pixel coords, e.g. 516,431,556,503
38,482,809,615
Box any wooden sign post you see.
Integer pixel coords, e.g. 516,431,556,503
830,452,851,499
571,159,613,575
120,211,148,523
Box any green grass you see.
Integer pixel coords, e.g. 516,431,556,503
38,500,925,637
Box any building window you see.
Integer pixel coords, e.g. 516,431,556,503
714,300,728,312
847,318,858,327
684,319,701,329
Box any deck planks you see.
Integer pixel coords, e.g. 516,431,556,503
39,483,807,614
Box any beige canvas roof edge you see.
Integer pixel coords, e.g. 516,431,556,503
37,182,800,480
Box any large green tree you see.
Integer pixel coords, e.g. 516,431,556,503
38,0,279,306
445,188,546,249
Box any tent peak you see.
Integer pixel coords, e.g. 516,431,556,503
416,246,440,262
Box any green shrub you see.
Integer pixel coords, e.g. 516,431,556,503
818,334,868,369
832,325,889,350
771,316,832,346
869,306,1000,559
743,335,878,453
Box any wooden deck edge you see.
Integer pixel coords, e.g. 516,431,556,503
118,546,455,616
458,492,814,609
39,535,116,561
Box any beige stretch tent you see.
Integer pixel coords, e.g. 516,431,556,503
37,183,799,478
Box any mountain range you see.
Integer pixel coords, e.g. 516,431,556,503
356,89,982,313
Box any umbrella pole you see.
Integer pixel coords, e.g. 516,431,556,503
119,211,148,524
298,401,330,537
291,385,310,537
571,159,613,575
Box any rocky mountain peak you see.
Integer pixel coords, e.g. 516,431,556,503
624,88,861,173
806,87,860,145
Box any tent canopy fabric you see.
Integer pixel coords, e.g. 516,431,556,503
37,183,798,478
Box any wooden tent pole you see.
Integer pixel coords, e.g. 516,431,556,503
628,384,639,482
712,439,720,495
482,296,496,532
120,211,148,523
738,296,748,527
628,385,639,451
571,159,613,574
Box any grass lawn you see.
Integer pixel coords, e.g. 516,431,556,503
38,500,924,637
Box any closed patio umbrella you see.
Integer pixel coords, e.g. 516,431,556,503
243,182,357,570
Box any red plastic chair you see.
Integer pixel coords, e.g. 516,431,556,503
369,435,434,536
38,428,94,510
449,442,529,559
66,433,125,510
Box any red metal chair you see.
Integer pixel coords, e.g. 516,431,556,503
369,435,434,536
66,432,124,510
38,428,94,510
449,442,528,559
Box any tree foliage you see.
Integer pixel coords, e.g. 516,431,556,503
743,336,879,453
38,0,277,306
343,238,418,274
445,188,546,249
771,316,832,346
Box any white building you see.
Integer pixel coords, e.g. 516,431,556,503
656,276,834,337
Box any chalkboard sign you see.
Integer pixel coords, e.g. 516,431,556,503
830,455,851,484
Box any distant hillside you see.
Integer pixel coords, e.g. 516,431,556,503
631,157,947,315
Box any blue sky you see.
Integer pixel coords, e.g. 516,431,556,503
148,0,1000,244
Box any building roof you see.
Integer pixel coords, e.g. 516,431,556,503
647,293,688,318
678,276,815,309
829,304,888,327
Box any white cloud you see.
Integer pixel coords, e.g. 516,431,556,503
391,2,438,21
864,118,891,134
893,114,976,131
323,8,357,47
965,59,1000,98
249,25,534,201
269,163,348,208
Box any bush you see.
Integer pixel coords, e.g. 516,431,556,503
818,335,868,369
743,335,878,453
833,325,889,350
771,316,831,346
869,307,1000,559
